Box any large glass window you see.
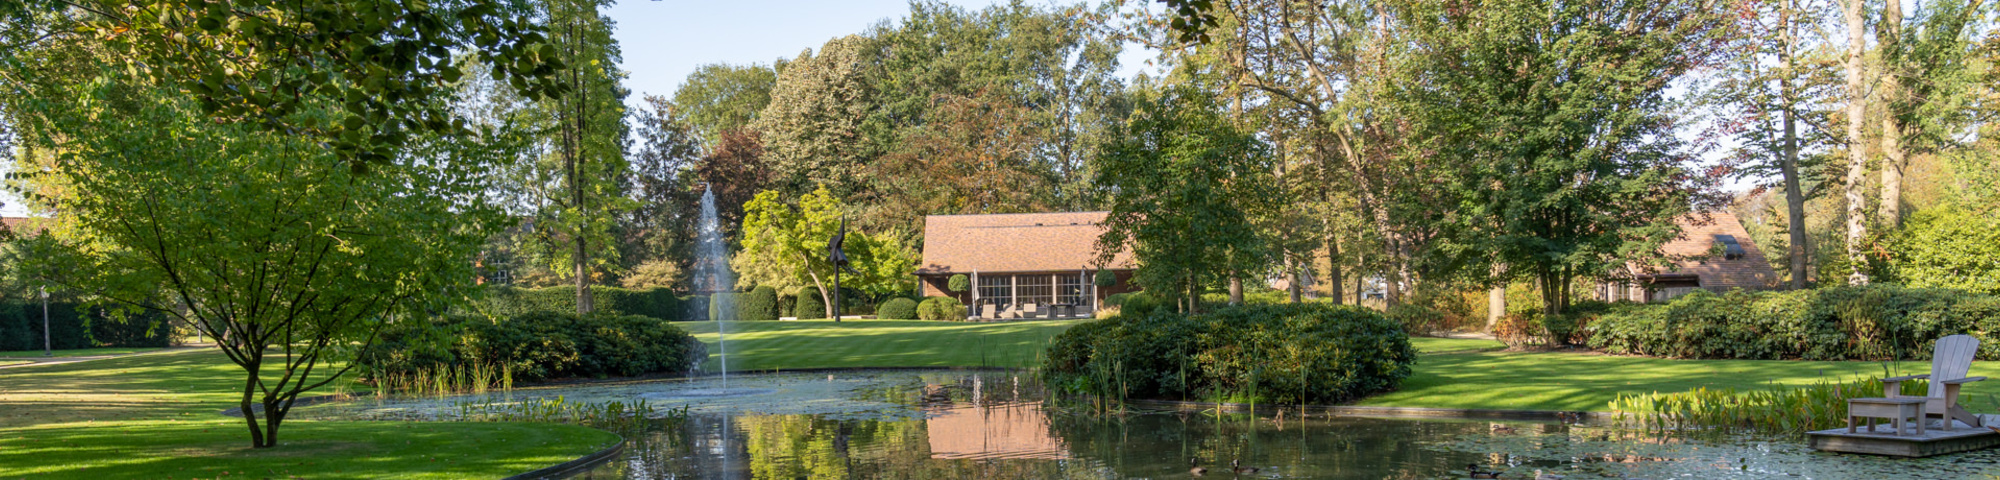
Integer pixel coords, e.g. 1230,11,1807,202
977,275,1012,308
1016,275,1053,306
1056,273,1085,305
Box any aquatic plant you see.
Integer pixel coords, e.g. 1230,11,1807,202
1608,376,1928,435
454,396,690,431
371,361,516,398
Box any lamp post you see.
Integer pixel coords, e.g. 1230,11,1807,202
40,285,51,357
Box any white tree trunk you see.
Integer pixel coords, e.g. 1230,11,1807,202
1841,0,1872,286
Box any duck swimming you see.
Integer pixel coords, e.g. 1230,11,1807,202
1468,463,1503,479
1231,459,1258,475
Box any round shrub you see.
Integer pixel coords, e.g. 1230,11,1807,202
739,286,779,320
1043,303,1416,404
1103,293,1129,308
1094,270,1117,288
877,297,919,320
794,290,827,319
948,274,970,293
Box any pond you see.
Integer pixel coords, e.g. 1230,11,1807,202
299,370,2000,479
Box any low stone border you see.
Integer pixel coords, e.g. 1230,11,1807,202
501,436,625,480
1125,398,1618,424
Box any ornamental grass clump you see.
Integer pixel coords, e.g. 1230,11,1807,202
1608,377,1928,436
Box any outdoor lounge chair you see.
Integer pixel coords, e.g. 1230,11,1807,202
1882,334,1986,430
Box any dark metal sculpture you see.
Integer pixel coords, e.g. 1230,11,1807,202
827,218,859,322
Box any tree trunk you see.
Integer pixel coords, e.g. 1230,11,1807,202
240,359,266,448
1877,0,1905,229
1779,1,1810,290
1228,277,1243,305
1841,0,1872,286
566,18,594,316
1289,266,1302,303
1326,234,1344,304
1487,263,1506,333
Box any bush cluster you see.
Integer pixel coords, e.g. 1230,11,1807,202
1587,285,2000,360
0,302,171,350
1043,303,1417,404
917,296,966,321
876,297,919,320
357,310,706,382
794,290,827,319
482,286,684,321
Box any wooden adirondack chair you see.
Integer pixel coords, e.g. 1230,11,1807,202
1882,334,1986,431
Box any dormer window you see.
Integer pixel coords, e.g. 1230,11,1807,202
1714,234,1745,260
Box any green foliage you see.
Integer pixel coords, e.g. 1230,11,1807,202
0,302,170,350
917,296,966,321
1385,304,1445,337
1093,270,1117,288
739,286,781,321
735,187,918,317
1588,286,2000,360
1,0,573,169
947,274,970,293
1893,207,2000,294
1391,0,1724,315
484,286,683,321
357,311,706,383
1117,292,1159,317
875,298,919,320
1043,303,1416,404
1094,86,1275,311
672,63,780,143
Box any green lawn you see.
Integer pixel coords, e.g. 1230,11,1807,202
1361,351,2000,412
1409,337,1507,354
0,360,28,367
679,319,1084,372
0,347,164,358
0,349,617,480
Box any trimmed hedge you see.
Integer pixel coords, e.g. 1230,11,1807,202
740,286,780,320
482,286,685,321
356,310,706,382
1043,303,1416,404
707,292,738,322
794,290,827,319
0,302,170,350
877,297,919,320
1587,285,2000,360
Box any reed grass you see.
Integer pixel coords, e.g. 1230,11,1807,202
1609,376,1929,436
453,396,690,432
372,361,517,398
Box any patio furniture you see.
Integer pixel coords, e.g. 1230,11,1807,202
1882,334,1987,431
1022,303,1040,319
980,304,996,319
1847,397,1928,436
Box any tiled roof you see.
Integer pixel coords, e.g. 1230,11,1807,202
0,217,47,236
917,212,1135,274
1628,212,1779,288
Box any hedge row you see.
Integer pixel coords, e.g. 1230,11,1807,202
356,310,707,382
0,302,171,351
481,286,694,321
918,296,966,321
1588,285,2000,361
707,286,782,321
1044,303,1416,404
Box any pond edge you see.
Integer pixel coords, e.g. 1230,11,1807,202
502,435,626,480
1125,398,1616,423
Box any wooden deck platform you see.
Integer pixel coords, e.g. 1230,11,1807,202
1808,421,2000,457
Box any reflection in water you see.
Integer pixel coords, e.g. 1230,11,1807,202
305,370,2000,479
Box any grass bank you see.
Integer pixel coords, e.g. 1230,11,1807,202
1360,350,2000,412
678,319,1083,372
0,347,164,358
0,349,617,479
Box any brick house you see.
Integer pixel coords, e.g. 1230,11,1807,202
916,212,1138,319
1598,211,1780,303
